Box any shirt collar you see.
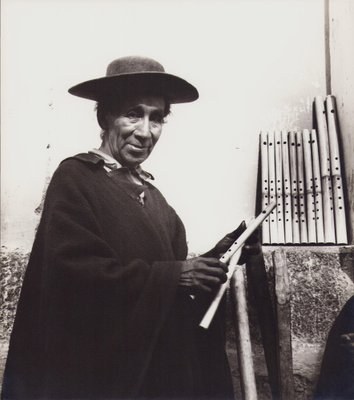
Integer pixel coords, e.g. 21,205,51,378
88,149,154,181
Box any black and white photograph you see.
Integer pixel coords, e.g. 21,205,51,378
1,0,353,399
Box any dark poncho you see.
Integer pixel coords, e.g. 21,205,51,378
2,154,233,399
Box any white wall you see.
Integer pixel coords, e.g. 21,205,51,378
1,0,326,253
329,0,354,243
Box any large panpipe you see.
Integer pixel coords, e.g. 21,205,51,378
260,95,348,245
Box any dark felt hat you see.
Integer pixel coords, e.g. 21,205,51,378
68,56,199,104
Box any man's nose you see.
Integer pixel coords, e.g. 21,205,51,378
134,116,151,139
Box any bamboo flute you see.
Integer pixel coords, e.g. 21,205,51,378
302,129,317,243
314,96,335,243
231,265,258,400
268,131,278,243
199,200,277,329
325,95,348,244
199,249,242,330
275,131,285,243
310,129,325,242
260,132,271,244
281,131,293,243
296,131,308,243
289,131,300,243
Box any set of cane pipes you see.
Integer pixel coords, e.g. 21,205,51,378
261,95,348,245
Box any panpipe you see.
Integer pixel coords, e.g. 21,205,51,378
260,96,348,244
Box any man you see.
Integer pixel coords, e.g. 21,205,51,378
2,56,256,399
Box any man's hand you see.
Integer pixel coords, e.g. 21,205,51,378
179,257,228,295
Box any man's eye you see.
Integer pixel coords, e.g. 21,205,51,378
150,114,164,124
126,111,140,120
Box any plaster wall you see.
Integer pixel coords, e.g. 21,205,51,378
1,0,326,254
329,0,354,243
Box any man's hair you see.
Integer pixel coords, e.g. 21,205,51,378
96,93,171,139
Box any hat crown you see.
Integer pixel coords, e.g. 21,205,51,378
106,56,165,76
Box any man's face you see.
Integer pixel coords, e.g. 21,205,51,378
102,94,166,168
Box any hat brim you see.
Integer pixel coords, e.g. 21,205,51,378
68,72,199,104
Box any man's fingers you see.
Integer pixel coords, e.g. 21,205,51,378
194,275,226,294
197,257,222,265
200,274,227,286
198,257,228,271
198,265,228,280
180,257,229,294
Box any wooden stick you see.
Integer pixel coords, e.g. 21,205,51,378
268,132,278,243
311,129,325,242
302,129,317,242
289,132,300,243
199,201,277,329
273,249,295,400
314,96,336,243
275,131,285,243
296,131,308,243
246,249,280,399
325,95,348,244
281,131,293,244
260,132,271,244
231,265,258,400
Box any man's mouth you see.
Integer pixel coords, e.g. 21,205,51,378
127,144,147,152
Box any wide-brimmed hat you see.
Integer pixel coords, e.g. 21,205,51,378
68,56,199,104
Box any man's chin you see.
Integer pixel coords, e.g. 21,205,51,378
121,154,149,168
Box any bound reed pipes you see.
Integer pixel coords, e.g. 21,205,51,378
258,96,347,245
